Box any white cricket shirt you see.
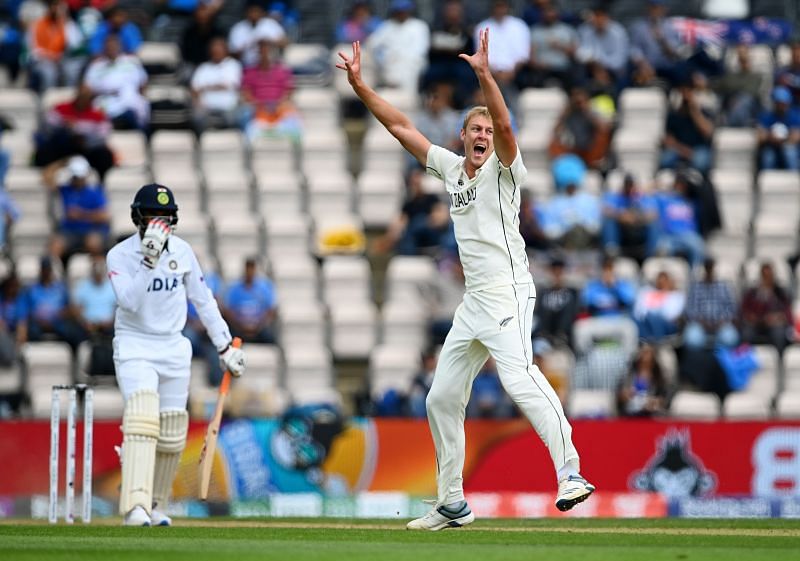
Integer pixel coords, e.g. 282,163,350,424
426,144,532,292
106,233,231,350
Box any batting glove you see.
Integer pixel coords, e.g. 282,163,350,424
141,218,171,269
219,343,246,377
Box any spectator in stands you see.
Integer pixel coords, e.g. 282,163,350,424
683,258,738,349
756,86,800,171
518,188,549,251
190,37,243,135
581,255,636,317
0,272,22,365
180,1,225,69
373,168,449,256
335,0,381,44
775,39,800,107
633,270,685,342
16,256,85,350
27,0,71,92
421,0,475,108
88,5,141,56
71,254,115,337
228,0,288,68
474,0,529,109
518,2,577,90
659,80,715,174
35,85,114,181
408,346,437,417
548,85,612,170
366,0,429,92
467,358,512,418
628,0,681,86
84,34,149,131
616,343,668,417
183,264,225,385
0,2,24,84
45,156,110,259
0,184,19,257
241,38,301,141
533,256,579,347
654,172,706,267
576,3,629,85
713,44,768,127
538,154,601,250
413,82,461,162
741,262,792,354
601,172,658,261
223,257,277,344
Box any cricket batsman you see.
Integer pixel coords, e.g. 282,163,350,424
106,183,247,526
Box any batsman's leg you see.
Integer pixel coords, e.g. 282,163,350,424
119,389,160,524
151,409,188,526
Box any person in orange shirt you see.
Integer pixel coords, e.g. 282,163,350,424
29,0,70,92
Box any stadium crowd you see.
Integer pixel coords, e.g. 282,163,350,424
0,0,798,421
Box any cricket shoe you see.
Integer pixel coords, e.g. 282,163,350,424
123,505,151,527
407,501,475,531
555,475,596,512
150,509,172,527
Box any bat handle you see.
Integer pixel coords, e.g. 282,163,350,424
218,337,242,396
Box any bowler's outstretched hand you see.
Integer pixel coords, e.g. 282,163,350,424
459,28,490,75
336,40,362,87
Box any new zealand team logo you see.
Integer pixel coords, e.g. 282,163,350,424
630,429,717,498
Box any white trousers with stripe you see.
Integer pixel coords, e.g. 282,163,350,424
426,282,580,506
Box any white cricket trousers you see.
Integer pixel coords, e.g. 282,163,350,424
113,332,193,411
426,282,580,506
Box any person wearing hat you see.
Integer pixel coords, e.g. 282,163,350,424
365,0,429,91
756,86,800,170
106,183,246,526
45,155,110,259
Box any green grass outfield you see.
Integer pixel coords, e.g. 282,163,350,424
2,518,800,561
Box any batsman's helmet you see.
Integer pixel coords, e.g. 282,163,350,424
130,183,179,236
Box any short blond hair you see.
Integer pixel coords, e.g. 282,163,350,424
461,105,491,131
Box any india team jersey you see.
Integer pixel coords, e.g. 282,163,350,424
106,233,231,350
426,144,532,292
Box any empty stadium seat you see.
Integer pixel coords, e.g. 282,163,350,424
723,392,772,419
669,391,720,420
568,389,615,419
228,344,287,417
775,391,800,419
322,255,372,303
329,302,378,360
24,341,74,418
369,344,420,398
714,128,757,172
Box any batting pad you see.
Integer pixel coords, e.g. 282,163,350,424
119,389,160,515
152,409,189,510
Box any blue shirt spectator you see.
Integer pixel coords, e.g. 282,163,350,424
223,258,277,344
601,176,659,259
336,1,381,43
88,7,142,56
654,174,706,267
582,257,637,317
50,156,110,255
0,273,25,333
757,87,800,170
72,258,116,327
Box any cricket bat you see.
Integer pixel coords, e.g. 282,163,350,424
198,337,241,501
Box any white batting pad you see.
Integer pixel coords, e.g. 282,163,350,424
152,409,189,510
119,389,160,515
